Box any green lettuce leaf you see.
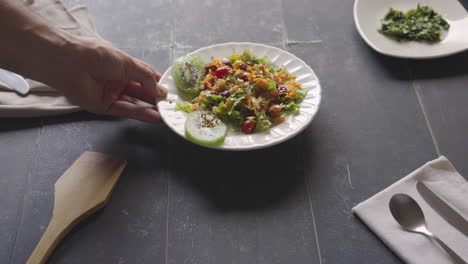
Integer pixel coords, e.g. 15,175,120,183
282,102,300,115
175,102,192,112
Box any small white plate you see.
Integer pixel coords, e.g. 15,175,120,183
157,42,321,151
354,0,468,59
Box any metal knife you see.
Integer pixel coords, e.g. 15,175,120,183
416,181,468,237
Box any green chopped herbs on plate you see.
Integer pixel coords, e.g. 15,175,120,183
378,5,450,42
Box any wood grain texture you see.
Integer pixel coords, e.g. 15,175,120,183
27,151,127,264
3,0,468,263
9,48,171,264
0,119,42,264
173,0,283,47
291,45,438,264
409,53,468,177
8,117,171,264
286,39,438,264
64,0,172,49
166,134,321,264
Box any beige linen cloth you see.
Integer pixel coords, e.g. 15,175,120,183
353,156,468,264
0,0,103,117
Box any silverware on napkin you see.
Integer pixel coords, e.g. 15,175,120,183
389,193,467,264
417,181,468,237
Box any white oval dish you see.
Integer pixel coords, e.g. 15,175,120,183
354,0,468,59
157,42,321,151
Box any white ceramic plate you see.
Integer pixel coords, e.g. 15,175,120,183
157,42,321,151
354,0,468,59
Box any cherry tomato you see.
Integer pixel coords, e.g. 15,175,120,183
214,67,229,78
241,120,256,134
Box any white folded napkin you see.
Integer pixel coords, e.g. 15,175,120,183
0,0,103,117
353,156,468,264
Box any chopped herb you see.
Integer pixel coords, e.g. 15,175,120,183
293,89,308,103
255,110,272,132
229,56,241,64
378,5,450,42
175,102,192,112
267,81,277,91
226,75,237,83
248,83,258,94
282,102,300,115
257,56,270,64
201,93,224,110
240,50,255,63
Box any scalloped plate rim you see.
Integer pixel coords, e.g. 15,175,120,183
157,42,322,151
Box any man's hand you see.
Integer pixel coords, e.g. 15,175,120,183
47,37,168,123
0,0,167,123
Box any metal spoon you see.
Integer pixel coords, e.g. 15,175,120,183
389,193,467,264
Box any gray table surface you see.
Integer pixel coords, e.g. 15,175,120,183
2,0,468,263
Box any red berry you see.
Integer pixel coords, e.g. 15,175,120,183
220,90,231,97
205,64,217,72
240,72,248,81
215,67,229,78
221,58,232,67
277,86,288,97
241,120,256,134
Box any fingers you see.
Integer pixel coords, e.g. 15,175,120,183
103,79,167,105
119,94,154,107
123,81,155,104
157,83,168,98
124,81,167,104
152,67,162,82
106,98,161,123
84,41,165,99
124,58,167,99
125,58,159,89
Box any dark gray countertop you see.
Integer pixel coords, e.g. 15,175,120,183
1,0,468,263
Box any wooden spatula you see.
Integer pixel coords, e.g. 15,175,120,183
27,151,127,264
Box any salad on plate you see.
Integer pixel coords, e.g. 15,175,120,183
171,49,307,146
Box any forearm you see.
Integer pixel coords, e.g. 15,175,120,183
0,0,72,78
0,0,165,122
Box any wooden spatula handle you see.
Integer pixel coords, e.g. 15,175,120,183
26,151,127,264
27,219,67,264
